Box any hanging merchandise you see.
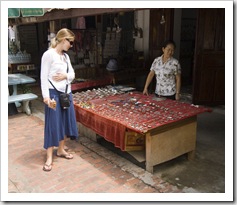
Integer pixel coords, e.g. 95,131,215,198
8,25,17,54
76,16,86,29
8,41,18,54
160,9,166,25
47,32,56,47
48,21,56,47
8,24,21,50
133,11,143,38
114,14,122,33
8,25,15,41
47,29,51,45
97,42,102,64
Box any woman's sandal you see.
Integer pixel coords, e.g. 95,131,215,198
56,153,73,159
43,163,52,171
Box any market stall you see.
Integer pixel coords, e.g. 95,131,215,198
73,88,210,173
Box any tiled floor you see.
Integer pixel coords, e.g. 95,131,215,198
7,101,181,196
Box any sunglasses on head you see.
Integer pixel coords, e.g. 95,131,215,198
66,38,74,46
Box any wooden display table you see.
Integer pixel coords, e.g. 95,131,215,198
73,92,210,173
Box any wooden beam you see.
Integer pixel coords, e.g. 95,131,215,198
14,8,140,25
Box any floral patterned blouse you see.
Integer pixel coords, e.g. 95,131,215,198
150,55,181,96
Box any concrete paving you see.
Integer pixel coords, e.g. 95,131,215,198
6,85,228,201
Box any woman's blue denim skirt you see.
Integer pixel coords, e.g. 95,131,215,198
44,89,79,149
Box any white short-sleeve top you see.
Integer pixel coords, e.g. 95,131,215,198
150,55,181,96
40,48,75,98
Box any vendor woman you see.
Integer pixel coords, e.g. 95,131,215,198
143,40,181,100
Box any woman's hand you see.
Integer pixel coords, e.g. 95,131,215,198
143,88,149,95
175,93,181,101
143,71,155,96
43,97,56,109
43,97,51,106
52,72,67,82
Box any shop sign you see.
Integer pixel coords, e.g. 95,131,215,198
8,8,45,18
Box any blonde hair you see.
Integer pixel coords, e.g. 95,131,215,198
50,28,75,48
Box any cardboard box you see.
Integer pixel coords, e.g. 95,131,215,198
124,131,145,151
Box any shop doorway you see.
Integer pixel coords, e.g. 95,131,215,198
163,8,225,105
179,9,197,89
178,8,197,102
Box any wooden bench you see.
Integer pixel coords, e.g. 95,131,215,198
8,93,38,115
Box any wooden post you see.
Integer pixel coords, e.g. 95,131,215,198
145,132,153,173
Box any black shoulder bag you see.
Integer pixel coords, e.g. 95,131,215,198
49,55,71,109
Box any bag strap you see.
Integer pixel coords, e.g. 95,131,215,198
48,53,69,94
64,53,69,93
48,80,58,91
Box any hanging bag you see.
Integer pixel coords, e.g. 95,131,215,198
59,91,70,109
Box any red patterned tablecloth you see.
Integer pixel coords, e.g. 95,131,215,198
74,92,211,150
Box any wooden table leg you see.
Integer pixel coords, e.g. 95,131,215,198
145,132,154,173
145,117,197,173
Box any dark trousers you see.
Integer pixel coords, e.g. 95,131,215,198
155,94,175,100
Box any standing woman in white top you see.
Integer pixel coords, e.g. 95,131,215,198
41,28,79,171
143,40,181,100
